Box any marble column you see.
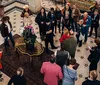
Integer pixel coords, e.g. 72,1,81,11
0,5,4,18
27,0,41,13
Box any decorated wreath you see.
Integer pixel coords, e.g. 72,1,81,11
23,26,37,52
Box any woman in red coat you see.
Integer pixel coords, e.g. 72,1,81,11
60,27,70,43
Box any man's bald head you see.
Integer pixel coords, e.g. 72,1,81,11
84,12,88,18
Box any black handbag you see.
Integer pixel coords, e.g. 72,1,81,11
73,63,79,70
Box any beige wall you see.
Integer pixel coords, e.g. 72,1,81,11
28,0,41,13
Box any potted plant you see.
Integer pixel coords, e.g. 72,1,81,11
23,26,37,52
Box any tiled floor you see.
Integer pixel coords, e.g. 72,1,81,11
0,72,10,85
0,0,100,85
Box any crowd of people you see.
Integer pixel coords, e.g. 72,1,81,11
0,0,100,85
35,2,99,53
38,1,100,85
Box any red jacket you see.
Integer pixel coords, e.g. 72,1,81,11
60,34,70,43
0,51,3,69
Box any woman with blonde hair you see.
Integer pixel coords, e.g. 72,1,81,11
8,67,26,85
82,70,100,85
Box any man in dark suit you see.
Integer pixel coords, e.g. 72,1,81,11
47,8,56,35
89,9,99,38
0,16,15,52
45,18,57,53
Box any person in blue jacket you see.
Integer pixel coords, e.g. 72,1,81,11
82,12,91,43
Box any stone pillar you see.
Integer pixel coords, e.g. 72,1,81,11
27,0,41,13
0,5,4,18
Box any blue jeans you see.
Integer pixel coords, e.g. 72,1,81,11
4,32,15,51
83,27,89,43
